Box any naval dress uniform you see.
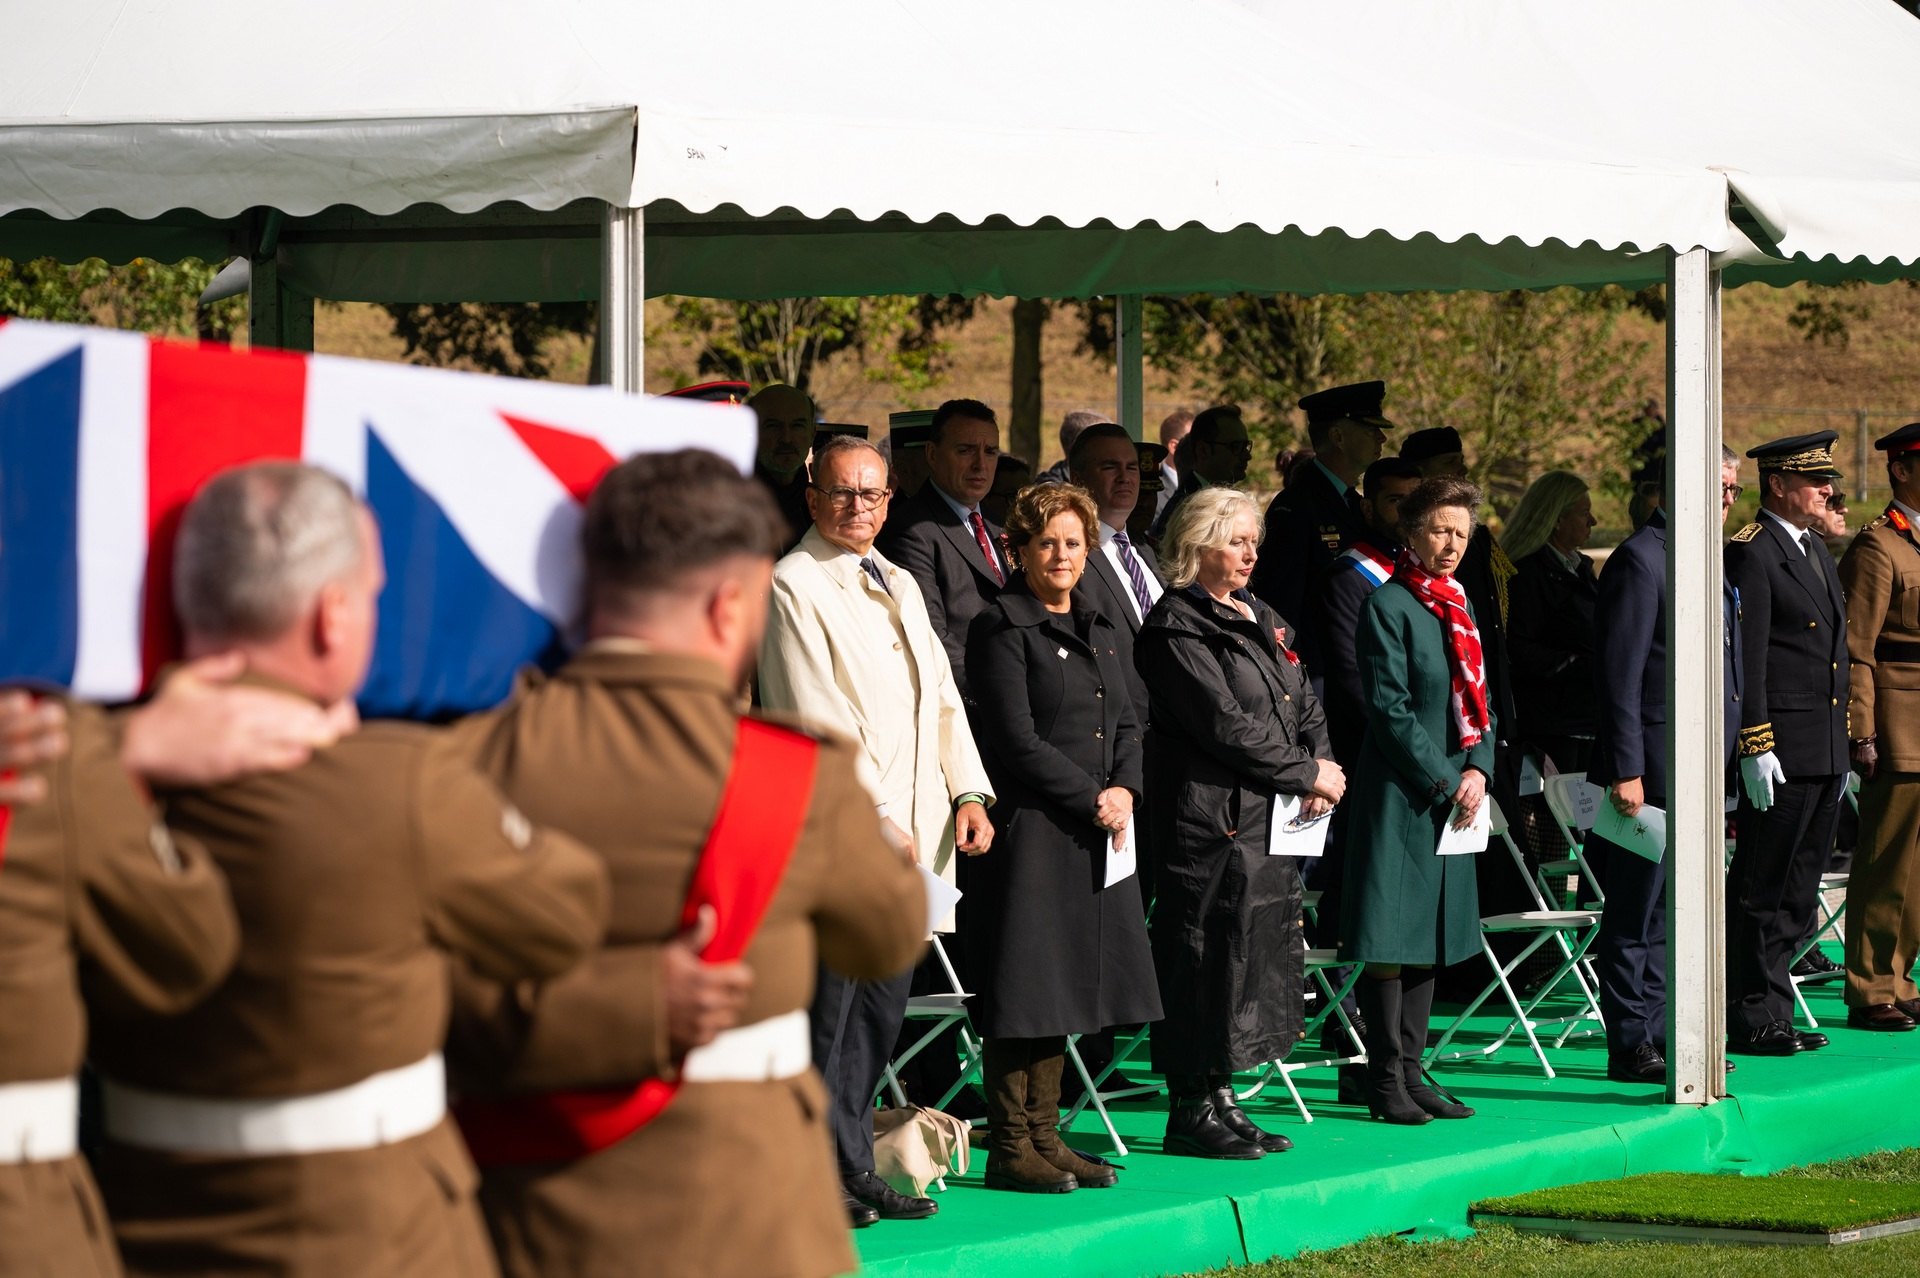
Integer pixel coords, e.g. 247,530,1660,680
1724,432,1851,1052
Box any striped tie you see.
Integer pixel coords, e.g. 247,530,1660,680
1112,531,1156,620
969,511,1006,585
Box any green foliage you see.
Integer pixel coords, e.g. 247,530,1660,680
1787,281,1873,348
380,302,594,379
0,257,243,340
657,294,974,397
1077,288,1651,513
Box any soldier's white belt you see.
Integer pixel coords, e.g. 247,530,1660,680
679,1009,811,1083
100,1052,445,1157
0,1077,79,1163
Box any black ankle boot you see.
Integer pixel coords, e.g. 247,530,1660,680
1355,975,1431,1126
1163,1075,1264,1159
1207,1079,1291,1153
1399,968,1473,1119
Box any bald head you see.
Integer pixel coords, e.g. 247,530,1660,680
749,384,815,482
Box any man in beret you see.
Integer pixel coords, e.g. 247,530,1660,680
1250,381,1390,691
1839,422,1920,1031
1724,431,1850,1054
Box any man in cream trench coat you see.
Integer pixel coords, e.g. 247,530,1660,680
759,434,995,1226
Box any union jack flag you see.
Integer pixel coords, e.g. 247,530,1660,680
0,319,752,718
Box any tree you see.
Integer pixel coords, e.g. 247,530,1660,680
1008,299,1048,463
1,257,243,341
380,302,594,379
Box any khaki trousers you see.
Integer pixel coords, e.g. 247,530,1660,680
1845,771,1920,1005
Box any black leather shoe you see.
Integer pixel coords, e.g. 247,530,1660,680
845,1171,937,1220
1728,1021,1802,1056
1607,1043,1667,1083
842,1188,879,1229
1796,1030,1830,1051
1894,996,1920,1022
1209,1086,1292,1152
1846,1003,1917,1032
1790,950,1844,983
1163,1097,1265,1159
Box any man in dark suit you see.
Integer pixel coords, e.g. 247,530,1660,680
1252,381,1392,690
1724,431,1851,1056
749,384,817,550
1070,424,1164,702
1587,448,1745,1081
877,398,1011,701
1146,405,1252,546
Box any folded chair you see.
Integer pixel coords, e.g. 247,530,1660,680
1426,800,1605,1079
1540,772,1607,911
1786,775,1860,1027
1233,948,1366,1123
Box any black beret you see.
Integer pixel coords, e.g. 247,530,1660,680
1400,426,1465,466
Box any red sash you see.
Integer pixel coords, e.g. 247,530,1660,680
455,718,820,1166
0,795,11,870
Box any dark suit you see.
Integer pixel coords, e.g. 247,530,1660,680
1080,531,1165,912
1252,462,1365,690
877,484,1010,701
755,465,812,555
1724,513,1849,1037
1587,508,1743,1054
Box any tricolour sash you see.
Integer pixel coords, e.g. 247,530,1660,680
454,718,819,1165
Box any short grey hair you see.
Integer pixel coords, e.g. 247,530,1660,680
1161,486,1262,590
1721,444,1739,468
173,462,366,642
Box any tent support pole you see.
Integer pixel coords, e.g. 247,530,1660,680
1663,246,1727,1106
1116,295,1145,441
600,204,645,392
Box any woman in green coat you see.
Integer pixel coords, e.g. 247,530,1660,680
1340,475,1496,1126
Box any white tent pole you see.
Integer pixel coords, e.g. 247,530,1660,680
1663,245,1727,1105
600,204,645,393
1116,295,1145,441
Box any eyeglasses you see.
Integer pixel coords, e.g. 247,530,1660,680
813,485,890,510
1721,483,1745,501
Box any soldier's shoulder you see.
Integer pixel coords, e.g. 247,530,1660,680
1729,521,1764,544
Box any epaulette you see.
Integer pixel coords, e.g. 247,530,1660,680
1866,513,1891,531
1739,722,1775,756
1730,522,1762,543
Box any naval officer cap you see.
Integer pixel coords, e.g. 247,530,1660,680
1746,430,1843,479
1875,422,1920,457
1297,380,1396,429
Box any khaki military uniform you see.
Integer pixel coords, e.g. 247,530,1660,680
0,701,238,1278
1842,505,1920,1005
446,646,928,1278
89,692,609,1278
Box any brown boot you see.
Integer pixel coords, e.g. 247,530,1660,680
1024,1038,1117,1188
982,1038,1078,1193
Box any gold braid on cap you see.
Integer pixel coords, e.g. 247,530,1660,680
1739,723,1776,757
1763,445,1837,473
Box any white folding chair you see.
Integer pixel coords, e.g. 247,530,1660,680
1426,800,1605,1079
1785,776,1859,1027
1235,948,1366,1123
1058,1025,1156,1156
1540,773,1607,910
874,936,982,1191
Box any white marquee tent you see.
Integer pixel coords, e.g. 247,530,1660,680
6,0,1920,1107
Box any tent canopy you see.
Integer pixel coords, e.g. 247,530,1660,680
0,0,1917,299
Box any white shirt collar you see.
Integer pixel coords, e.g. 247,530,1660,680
930,482,979,524
1760,506,1811,552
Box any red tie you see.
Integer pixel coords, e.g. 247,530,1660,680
970,511,1006,585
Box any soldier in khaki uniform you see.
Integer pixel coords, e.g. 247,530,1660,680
447,450,928,1278
1842,423,1920,1030
0,700,237,1278
86,462,610,1278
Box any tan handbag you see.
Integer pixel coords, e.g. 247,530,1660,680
871,1105,971,1197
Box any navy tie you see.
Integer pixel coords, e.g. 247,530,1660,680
860,556,892,598
1112,531,1156,620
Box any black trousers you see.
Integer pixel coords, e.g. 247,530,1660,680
1585,834,1667,1054
1728,774,1847,1036
810,961,913,1178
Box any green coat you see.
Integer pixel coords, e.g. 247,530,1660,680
1338,580,1497,966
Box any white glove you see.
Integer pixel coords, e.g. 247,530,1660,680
1740,750,1785,812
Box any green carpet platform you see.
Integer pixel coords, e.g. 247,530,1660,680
854,963,1920,1277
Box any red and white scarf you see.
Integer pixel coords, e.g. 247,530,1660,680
1393,549,1491,749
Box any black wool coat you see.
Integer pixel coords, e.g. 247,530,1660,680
959,584,1162,1039
1135,586,1330,1075
1506,544,1601,746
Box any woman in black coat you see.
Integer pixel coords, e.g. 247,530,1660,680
1135,486,1345,1160
963,483,1162,1195
1502,470,1600,773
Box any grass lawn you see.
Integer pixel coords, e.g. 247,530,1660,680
1185,1150,1920,1278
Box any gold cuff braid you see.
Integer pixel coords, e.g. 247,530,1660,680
1739,723,1775,757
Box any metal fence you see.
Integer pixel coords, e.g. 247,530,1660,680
1727,405,1920,508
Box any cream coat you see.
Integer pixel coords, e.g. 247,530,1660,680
760,527,993,927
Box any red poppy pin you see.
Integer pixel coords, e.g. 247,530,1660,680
1276,628,1300,665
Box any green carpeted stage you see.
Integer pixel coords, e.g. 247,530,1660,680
854,957,1920,1277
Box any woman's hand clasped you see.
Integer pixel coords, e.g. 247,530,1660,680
1094,786,1134,837
1450,768,1488,830
1311,758,1346,805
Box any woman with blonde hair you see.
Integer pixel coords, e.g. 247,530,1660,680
1134,486,1344,1159
964,483,1161,1194
1501,469,1600,773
